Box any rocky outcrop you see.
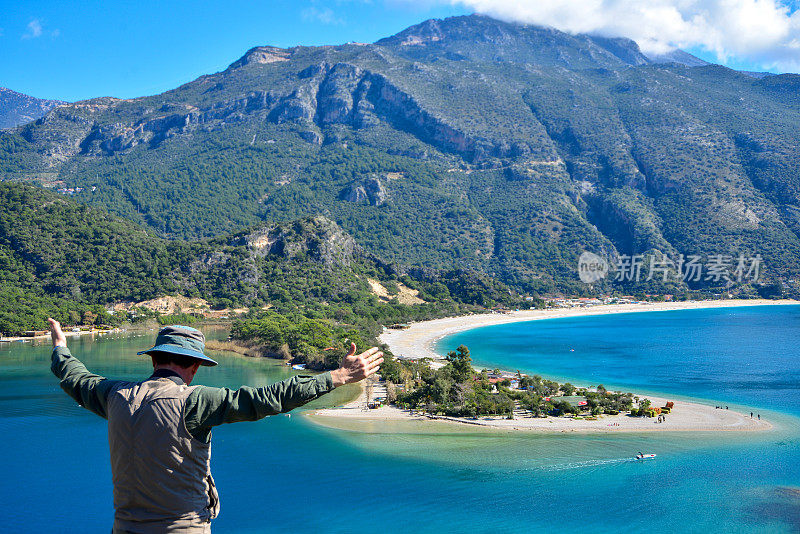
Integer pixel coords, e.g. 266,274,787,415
316,63,362,124
21,106,97,163
269,84,319,124
378,18,445,47
229,60,523,158
590,36,650,66
244,216,357,266
228,46,290,69
342,184,369,204
267,62,365,130
79,109,201,154
340,176,388,206
298,129,323,145
32,58,520,158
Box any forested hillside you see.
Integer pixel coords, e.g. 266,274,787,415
2,14,799,296
0,183,519,345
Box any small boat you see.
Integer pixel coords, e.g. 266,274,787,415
291,364,307,370
635,452,656,460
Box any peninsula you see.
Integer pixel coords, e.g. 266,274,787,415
310,299,793,433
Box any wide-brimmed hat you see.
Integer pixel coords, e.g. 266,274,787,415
137,325,218,366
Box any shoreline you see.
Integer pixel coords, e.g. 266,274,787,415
0,321,231,345
0,327,125,344
310,381,773,434
309,299,795,434
378,298,799,362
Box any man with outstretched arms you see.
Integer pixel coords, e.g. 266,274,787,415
48,318,383,533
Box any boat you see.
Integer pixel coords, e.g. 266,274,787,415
291,364,307,370
635,452,656,460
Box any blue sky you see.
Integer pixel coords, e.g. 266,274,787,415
1,1,795,102
0,1,469,101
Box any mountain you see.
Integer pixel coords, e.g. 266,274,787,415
0,87,65,129
2,14,799,296
645,49,709,68
0,182,516,334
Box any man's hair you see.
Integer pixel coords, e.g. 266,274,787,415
150,350,200,369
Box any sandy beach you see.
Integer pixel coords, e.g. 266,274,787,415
379,299,799,362
309,299,795,434
310,382,772,433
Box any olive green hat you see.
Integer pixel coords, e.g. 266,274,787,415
137,325,218,366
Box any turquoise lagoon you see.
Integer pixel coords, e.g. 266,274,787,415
1,306,799,533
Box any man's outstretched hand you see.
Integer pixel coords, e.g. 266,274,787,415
330,342,384,387
48,318,67,348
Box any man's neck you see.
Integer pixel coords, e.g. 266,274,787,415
153,364,194,385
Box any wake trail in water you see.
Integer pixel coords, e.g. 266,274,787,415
534,457,638,471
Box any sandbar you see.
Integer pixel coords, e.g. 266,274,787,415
309,300,794,433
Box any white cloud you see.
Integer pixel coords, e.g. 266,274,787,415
21,18,60,40
302,6,345,25
437,0,800,72
22,19,43,39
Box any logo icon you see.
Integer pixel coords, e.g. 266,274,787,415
578,252,609,283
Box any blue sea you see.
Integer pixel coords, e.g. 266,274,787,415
2,306,799,533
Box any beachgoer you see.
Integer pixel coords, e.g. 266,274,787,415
758,414,760,420
48,319,383,533
750,412,753,418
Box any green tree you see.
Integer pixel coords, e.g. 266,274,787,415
446,345,474,382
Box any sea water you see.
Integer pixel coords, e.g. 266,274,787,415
1,306,799,533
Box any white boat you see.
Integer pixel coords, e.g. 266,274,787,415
635,453,656,460
291,364,307,370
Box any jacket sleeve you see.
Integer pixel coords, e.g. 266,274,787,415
184,372,335,440
50,346,121,419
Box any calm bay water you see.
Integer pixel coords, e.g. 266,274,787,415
2,306,799,533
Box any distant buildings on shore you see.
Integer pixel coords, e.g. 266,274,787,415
0,325,118,342
545,295,674,308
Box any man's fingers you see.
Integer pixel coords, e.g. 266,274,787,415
366,358,384,373
364,351,383,362
358,347,381,359
355,352,383,370
365,357,384,370
337,347,384,384
48,317,67,348
48,318,63,334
